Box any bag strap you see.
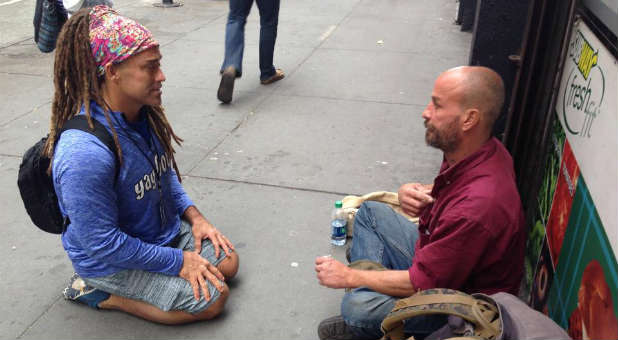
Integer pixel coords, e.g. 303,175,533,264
381,289,501,340
59,115,120,180
53,115,119,231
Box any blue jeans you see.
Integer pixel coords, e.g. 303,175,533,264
342,202,447,339
221,0,280,81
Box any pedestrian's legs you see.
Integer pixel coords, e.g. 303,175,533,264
255,0,280,80
221,0,253,77
349,201,419,270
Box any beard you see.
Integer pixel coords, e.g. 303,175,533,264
424,118,461,153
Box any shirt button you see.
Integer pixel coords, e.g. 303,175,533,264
446,180,451,185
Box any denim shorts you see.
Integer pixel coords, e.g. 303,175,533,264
83,221,227,314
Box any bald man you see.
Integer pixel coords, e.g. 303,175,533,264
315,66,526,340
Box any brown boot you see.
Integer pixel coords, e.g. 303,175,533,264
260,69,285,85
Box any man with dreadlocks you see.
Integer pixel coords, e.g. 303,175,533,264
45,6,239,324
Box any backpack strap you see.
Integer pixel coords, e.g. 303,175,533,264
59,115,120,180
381,289,501,340
56,115,120,230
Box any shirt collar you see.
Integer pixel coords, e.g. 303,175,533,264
84,100,148,131
434,137,499,187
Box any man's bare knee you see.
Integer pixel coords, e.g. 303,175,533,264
194,283,230,320
217,252,239,280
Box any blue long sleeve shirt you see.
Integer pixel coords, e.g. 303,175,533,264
52,101,193,278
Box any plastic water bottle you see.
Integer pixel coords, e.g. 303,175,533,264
331,200,347,246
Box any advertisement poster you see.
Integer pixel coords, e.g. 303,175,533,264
524,117,565,301
545,140,580,268
554,19,618,255
529,18,618,339
547,178,618,339
529,238,554,314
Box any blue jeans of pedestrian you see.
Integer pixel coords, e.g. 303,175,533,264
221,0,279,81
342,201,447,340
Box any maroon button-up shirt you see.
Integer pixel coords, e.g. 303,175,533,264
409,137,526,295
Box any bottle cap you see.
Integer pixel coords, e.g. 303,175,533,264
335,200,343,208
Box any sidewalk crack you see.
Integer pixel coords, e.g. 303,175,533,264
0,100,51,128
16,295,63,339
183,174,358,197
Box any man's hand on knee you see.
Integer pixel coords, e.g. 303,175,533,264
398,183,434,217
179,251,226,301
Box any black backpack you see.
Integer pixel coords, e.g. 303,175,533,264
17,116,118,234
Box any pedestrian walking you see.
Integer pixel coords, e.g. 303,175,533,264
217,0,284,104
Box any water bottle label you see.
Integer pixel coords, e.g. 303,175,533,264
333,226,345,236
331,220,347,237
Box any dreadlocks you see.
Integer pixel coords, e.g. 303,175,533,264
43,8,184,181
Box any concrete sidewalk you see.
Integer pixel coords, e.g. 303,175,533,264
0,0,471,338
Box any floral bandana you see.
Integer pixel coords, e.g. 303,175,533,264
89,6,159,76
